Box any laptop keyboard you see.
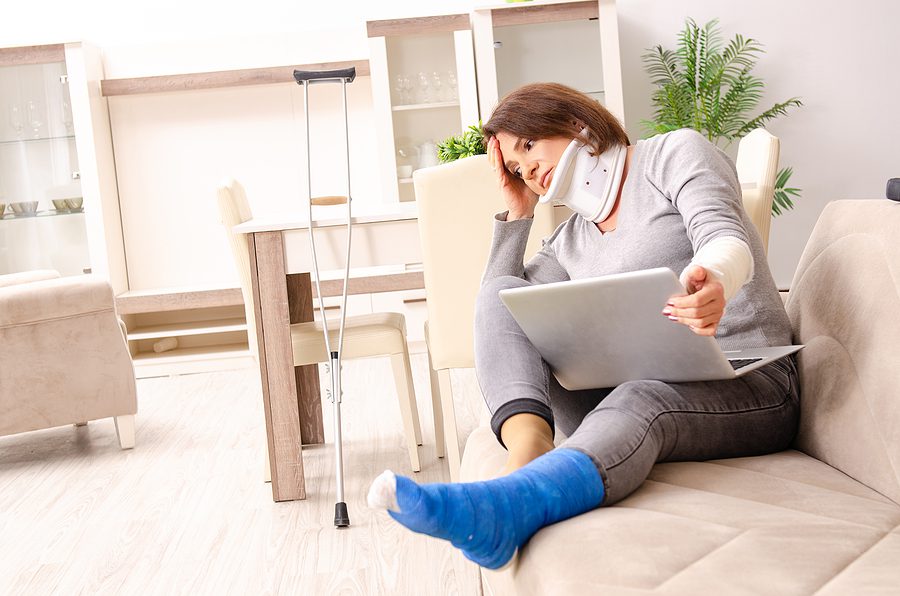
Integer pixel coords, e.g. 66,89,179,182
729,357,764,371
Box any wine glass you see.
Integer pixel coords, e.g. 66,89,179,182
431,72,444,103
8,104,24,138
394,74,408,105
416,72,431,103
27,100,44,139
447,70,458,101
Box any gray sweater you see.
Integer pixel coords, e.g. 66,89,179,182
482,128,791,350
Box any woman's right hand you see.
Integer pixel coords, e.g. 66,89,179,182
487,136,539,220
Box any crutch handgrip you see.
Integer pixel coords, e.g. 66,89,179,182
293,67,356,85
310,195,349,206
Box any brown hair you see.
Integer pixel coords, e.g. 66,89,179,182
483,82,629,156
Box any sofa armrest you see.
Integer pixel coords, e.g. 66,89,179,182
0,275,117,328
0,269,60,289
787,200,900,505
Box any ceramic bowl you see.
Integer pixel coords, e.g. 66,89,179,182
0,203,6,218
65,197,84,211
52,199,70,212
10,201,38,216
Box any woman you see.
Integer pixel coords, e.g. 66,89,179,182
368,83,798,570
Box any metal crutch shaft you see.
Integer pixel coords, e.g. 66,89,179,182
293,67,355,528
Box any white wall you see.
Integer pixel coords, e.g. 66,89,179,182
4,0,899,288
616,0,900,286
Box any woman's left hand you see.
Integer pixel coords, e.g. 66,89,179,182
663,266,725,337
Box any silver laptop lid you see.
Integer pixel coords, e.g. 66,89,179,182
498,268,737,389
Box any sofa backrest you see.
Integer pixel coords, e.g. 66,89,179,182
786,199,900,504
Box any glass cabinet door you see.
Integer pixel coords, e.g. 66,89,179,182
0,59,90,276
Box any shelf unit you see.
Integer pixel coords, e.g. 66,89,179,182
0,42,126,290
367,14,480,204
116,285,254,378
472,0,625,122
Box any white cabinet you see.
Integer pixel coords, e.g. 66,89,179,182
367,15,480,204
0,43,127,293
472,0,625,122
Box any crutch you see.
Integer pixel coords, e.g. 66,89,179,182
292,66,356,528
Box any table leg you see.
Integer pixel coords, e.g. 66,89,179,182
286,273,325,445
248,231,306,501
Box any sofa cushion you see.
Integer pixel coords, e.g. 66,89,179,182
462,426,900,596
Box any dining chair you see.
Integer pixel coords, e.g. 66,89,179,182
736,128,781,254
216,178,423,474
412,155,556,480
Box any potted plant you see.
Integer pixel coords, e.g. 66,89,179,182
437,123,487,164
643,18,802,215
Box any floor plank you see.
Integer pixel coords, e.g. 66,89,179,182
0,354,485,596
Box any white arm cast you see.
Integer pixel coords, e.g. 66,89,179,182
680,236,754,302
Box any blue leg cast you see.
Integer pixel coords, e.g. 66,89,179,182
368,448,604,569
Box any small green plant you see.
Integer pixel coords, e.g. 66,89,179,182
437,122,487,163
642,18,803,215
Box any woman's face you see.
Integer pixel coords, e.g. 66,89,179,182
495,131,573,196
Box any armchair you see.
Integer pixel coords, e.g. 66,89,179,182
0,271,137,449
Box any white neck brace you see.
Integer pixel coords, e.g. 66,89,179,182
539,133,627,224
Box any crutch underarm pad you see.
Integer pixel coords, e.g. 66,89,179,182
293,67,356,84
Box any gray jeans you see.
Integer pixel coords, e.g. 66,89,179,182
474,275,800,505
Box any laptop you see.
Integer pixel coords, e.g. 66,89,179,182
498,267,802,390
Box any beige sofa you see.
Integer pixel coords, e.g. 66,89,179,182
0,270,137,449
461,199,900,595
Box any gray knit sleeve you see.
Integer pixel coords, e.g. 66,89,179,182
647,128,750,252
481,212,570,286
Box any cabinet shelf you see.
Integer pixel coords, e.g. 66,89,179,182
132,343,251,363
130,343,254,377
0,209,84,221
126,317,247,340
392,100,460,112
0,134,75,146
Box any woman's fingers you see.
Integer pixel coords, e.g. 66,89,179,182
664,283,724,335
663,300,719,320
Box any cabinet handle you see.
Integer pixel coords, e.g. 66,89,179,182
72,171,80,180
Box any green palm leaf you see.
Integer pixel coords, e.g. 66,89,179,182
643,18,803,215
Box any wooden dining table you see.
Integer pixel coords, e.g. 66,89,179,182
234,202,423,501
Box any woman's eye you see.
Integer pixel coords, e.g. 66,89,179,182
524,140,534,151
514,167,522,178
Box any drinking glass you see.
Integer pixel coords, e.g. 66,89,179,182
27,100,44,138
431,72,443,102
447,70,458,101
394,74,406,104
416,72,431,103
8,104,24,137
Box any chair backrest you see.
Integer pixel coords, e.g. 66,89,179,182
786,199,900,505
215,178,258,357
735,128,780,253
413,155,557,370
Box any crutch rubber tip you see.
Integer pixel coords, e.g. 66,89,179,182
334,502,350,528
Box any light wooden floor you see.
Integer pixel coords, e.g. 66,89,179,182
0,354,486,595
